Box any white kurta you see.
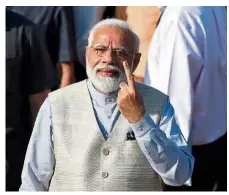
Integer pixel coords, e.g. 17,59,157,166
144,6,227,145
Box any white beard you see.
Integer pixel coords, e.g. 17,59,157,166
86,64,127,94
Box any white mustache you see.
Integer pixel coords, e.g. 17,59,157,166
86,63,127,93
93,64,122,75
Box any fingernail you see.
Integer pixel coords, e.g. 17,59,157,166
120,82,126,86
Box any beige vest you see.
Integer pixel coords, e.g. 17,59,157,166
48,80,167,191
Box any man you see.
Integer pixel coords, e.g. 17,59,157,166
7,6,77,88
6,9,58,190
144,6,227,191
20,19,194,191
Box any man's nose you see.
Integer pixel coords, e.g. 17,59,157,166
102,49,115,64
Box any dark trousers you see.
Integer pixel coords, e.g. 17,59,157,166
162,133,227,191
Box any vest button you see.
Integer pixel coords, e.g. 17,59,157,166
102,172,109,178
103,149,109,155
139,127,144,131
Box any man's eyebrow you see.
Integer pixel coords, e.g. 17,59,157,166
114,45,127,51
93,43,106,47
92,44,127,51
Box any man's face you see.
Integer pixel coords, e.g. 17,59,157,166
86,26,139,94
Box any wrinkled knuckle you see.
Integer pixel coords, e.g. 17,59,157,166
119,82,126,88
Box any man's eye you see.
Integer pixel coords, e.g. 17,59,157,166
96,48,106,52
95,48,107,55
116,50,127,56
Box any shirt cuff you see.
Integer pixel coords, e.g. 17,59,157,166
129,112,158,138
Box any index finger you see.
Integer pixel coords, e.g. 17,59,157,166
123,61,135,89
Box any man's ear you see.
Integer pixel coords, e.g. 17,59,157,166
132,53,141,72
85,46,90,58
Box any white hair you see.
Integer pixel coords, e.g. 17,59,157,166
88,18,140,52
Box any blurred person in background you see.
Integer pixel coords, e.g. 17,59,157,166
7,6,77,88
144,6,227,191
6,9,58,191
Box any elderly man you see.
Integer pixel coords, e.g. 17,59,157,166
20,19,194,191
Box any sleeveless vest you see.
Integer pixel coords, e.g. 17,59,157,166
48,80,167,191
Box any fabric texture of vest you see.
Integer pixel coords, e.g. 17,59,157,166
48,80,168,191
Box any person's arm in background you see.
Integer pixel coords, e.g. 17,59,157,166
55,6,77,88
58,62,76,88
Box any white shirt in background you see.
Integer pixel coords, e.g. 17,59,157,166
144,6,227,145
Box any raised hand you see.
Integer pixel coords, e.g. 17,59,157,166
117,61,145,123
